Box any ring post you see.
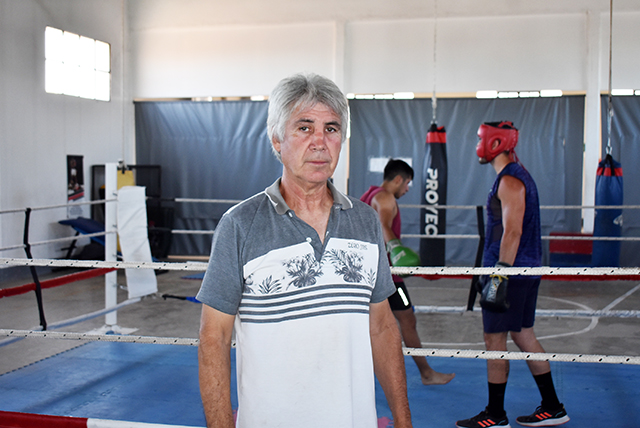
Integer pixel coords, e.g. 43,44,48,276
467,205,485,311
105,163,118,327
23,208,47,330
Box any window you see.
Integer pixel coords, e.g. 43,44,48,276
45,26,111,101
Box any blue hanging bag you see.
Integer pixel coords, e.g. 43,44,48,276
592,154,623,266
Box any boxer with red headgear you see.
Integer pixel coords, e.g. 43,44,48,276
457,122,569,428
476,121,519,164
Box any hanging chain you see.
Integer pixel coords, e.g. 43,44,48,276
431,0,438,124
606,0,613,155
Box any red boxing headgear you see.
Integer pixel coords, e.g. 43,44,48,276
476,121,519,163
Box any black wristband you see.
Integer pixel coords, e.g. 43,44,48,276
495,261,512,268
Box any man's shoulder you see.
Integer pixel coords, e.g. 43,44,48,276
350,196,377,212
370,187,395,206
499,173,525,186
499,163,538,192
221,191,270,222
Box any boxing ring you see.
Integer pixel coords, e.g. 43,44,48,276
1,195,640,427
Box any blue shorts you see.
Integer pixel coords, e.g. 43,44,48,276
482,276,541,333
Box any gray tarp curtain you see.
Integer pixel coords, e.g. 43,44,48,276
136,95,640,267
600,95,640,266
135,101,281,255
348,97,585,266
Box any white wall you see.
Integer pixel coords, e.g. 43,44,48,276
132,22,339,99
346,14,589,94
606,11,640,89
0,0,129,262
130,11,640,97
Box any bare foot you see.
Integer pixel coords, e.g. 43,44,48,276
421,370,455,385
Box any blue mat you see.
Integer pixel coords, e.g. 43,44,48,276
1,341,639,427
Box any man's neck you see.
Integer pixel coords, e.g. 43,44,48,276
279,176,334,244
491,154,513,175
279,176,333,214
380,181,394,194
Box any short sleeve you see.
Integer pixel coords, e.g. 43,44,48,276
196,212,245,315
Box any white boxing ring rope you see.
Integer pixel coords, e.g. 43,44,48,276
0,231,117,253
2,257,640,366
6,230,635,252
3,200,637,245
0,198,117,253
3,258,640,319
0,198,116,216
402,234,640,242
412,305,640,319
399,203,640,210
3,257,640,276
1,194,640,370
0,327,638,365
163,201,640,240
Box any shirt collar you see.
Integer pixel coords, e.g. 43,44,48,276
265,178,353,215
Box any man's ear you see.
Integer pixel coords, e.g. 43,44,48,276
392,175,405,187
272,136,281,154
491,139,501,150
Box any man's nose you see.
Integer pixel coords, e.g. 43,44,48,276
310,129,327,150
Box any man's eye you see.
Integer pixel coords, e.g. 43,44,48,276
299,126,310,132
326,127,338,133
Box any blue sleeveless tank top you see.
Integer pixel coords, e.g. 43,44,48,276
483,162,541,268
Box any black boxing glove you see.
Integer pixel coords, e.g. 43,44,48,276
479,261,511,313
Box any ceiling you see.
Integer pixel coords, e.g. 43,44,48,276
128,0,639,30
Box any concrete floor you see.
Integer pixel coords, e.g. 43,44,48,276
1,266,639,376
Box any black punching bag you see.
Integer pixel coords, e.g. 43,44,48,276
420,123,447,266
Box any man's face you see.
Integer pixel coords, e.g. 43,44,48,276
476,140,489,164
395,177,412,199
273,103,343,187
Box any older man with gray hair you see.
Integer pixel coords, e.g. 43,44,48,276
197,73,412,428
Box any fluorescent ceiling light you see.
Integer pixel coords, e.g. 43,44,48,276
374,94,394,99
346,93,355,99
540,89,563,97
393,92,414,99
250,95,266,101
355,94,374,99
498,91,519,99
519,91,540,98
611,89,634,96
476,90,498,99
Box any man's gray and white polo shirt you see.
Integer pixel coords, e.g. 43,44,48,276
197,178,396,428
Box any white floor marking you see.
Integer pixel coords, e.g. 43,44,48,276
418,295,598,347
602,283,640,312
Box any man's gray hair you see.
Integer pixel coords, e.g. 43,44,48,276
267,73,349,161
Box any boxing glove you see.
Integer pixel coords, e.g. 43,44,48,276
387,239,421,267
479,261,511,313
